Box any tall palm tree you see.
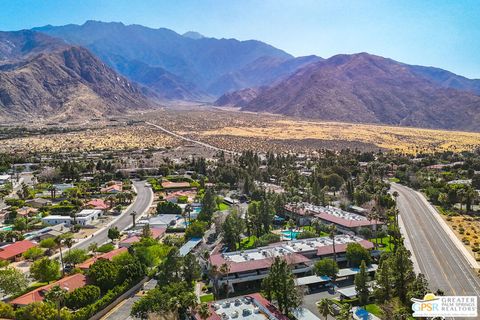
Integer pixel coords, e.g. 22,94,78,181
317,298,332,320
130,210,137,227
197,303,211,320
209,265,220,299
220,263,231,298
45,285,68,320
54,236,65,277
63,235,74,253
329,225,337,263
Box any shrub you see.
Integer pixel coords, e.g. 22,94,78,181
97,243,115,253
65,285,101,310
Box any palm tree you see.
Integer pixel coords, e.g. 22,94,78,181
185,204,192,225
48,185,57,200
88,242,98,257
220,263,231,298
197,303,211,320
63,235,74,253
329,225,337,263
317,298,332,320
209,265,221,299
130,210,137,227
54,236,65,276
45,285,68,320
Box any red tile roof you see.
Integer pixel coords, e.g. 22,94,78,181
10,273,88,306
101,184,122,193
78,247,128,269
0,240,36,260
161,181,191,189
209,252,310,274
86,199,109,210
316,212,382,228
120,228,167,245
316,239,374,256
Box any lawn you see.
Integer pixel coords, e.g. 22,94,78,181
389,177,400,183
370,236,393,252
200,293,214,303
300,226,328,237
218,203,229,211
236,236,258,250
365,303,383,317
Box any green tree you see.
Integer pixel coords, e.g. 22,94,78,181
15,302,71,320
30,257,61,283
182,253,201,287
0,267,28,296
262,257,302,316
196,303,211,320
115,253,146,283
63,249,88,267
156,201,182,215
222,209,245,250
185,220,208,239
87,259,119,292
156,247,182,286
346,242,371,267
326,173,344,195
354,260,369,306
65,285,101,310
44,285,68,320
336,303,351,320
408,273,429,302
317,298,332,320
0,301,14,319
40,238,56,250
131,282,197,320
198,188,216,223
23,247,44,261
314,258,339,279
373,254,392,302
392,246,415,304
107,227,120,242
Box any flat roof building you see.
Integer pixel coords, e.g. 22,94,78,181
209,235,373,292
194,293,289,320
284,203,382,234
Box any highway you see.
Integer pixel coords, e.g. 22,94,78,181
391,183,480,298
145,121,238,155
73,180,153,250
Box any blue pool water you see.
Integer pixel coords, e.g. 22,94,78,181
281,230,300,240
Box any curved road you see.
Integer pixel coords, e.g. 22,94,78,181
145,121,238,155
391,183,480,299
74,180,153,250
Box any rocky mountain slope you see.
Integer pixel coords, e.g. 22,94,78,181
0,30,154,121
220,53,480,131
34,21,316,97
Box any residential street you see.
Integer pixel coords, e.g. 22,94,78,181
391,183,480,298
73,180,153,250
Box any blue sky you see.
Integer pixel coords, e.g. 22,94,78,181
1,0,479,78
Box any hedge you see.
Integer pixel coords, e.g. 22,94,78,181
72,281,131,320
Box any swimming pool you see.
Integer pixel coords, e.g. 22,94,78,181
281,230,300,240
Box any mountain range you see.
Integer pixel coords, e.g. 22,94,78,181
217,53,480,131
34,21,318,99
0,21,480,131
0,30,152,121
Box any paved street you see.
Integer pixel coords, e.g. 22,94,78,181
391,183,480,298
73,180,153,250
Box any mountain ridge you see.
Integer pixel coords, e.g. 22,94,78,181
218,52,480,131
